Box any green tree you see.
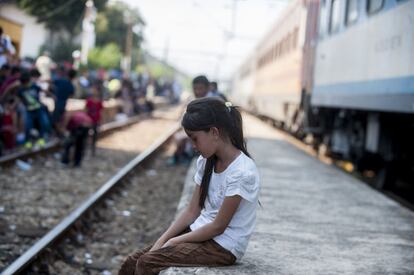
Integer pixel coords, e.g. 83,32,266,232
88,43,122,69
15,0,108,34
46,38,79,62
95,2,144,53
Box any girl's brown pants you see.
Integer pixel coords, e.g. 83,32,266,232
118,229,236,275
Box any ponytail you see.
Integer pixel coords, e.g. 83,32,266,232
199,156,216,208
227,105,251,158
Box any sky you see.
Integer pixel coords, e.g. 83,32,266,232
123,0,290,83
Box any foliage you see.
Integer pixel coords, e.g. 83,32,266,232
39,36,79,62
15,0,108,34
52,40,79,63
88,43,122,69
95,2,144,53
136,61,175,81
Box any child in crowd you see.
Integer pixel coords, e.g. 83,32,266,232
17,72,54,148
0,98,17,151
119,97,260,275
60,111,92,167
85,83,103,156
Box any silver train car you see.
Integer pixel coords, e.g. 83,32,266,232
231,0,414,188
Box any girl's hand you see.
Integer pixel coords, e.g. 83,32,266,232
161,237,179,248
149,237,168,252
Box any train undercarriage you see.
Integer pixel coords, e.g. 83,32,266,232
303,105,414,191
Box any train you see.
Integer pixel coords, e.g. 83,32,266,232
230,0,414,189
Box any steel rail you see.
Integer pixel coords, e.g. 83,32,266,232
1,123,180,275
0,115,143,166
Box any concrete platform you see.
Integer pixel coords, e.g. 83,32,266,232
162,114,414,275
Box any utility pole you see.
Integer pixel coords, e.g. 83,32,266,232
80,0,96,65
216,0,237,80
123,20,133,75
163,37,170,63
230,0,238,38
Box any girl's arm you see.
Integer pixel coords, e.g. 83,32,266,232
150,184,202,251
163,195,242,247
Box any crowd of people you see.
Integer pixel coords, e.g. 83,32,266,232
1,25,230,169
0,26,184,167
0,57,108,165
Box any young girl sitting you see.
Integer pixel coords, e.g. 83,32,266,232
119,97,260,275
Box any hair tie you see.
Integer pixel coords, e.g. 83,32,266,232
225,101,232,112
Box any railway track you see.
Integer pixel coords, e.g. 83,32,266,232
0,115,143,167
0,106,185,274
4,108,410,274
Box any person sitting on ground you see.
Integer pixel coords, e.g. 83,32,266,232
59,111,93,167
17,71,54,148
170,75,224,165
119,97,260,275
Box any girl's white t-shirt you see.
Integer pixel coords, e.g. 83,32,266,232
190,152,260,260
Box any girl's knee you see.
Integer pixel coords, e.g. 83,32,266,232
136,254,154,275
118,252,142,275
136,254,149,269
118,256,135,275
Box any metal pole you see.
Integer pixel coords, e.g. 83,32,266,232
123,21,133,75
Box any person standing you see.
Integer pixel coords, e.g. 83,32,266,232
0,26,16,67
35,51,55,82
51,68,77,127
60,111,93,167
85,83,103,156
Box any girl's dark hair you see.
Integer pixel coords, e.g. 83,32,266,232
181,97,250,208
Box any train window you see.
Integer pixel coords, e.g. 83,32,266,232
282,37,287,55
286,33,292,52
278,42,282,57
346,0,359,25
292,28,299,49
329,0,342,33
319,0,328,37
276,43,280,58
367,0,383,14
274,45,278,59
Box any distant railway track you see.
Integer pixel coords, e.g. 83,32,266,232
0,115,143,166
1,122,182,274
0,104,187,274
